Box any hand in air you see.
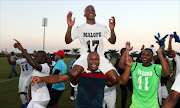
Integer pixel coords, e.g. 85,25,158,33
67,11,75,27
154,33,168,49
2,50,8,55
125,51,133,67
30,76,42,86
170,32,180,43
125,41,133,51
14,39,24,51
109,16,115,30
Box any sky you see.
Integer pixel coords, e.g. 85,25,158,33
0,0,180,54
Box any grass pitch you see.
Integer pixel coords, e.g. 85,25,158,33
0,57,174,108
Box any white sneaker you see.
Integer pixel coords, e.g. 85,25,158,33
70,96,75,101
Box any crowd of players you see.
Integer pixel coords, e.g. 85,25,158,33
2,5,180,108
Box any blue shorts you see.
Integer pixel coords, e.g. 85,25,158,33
47,88,64,106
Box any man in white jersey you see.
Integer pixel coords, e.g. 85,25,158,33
13,39,50,108
65,5,119,86
2,50,33,108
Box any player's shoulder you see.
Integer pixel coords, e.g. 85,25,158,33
96,23,107,28
76,23,87,28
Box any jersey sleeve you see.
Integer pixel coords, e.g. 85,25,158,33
155,64,162,76
103,26,111,40
16,59,21,64
40,63,50,74
171,73,180,93
71,26,79,41
130,62,137,71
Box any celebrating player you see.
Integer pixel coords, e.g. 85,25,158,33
119,42,171,108
65,5,119,86
2,50,33,108
13,39,50,108
31,51,132,107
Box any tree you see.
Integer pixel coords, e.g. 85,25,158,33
63,49,71,55
71,48,80,54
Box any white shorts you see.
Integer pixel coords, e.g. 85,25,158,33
103,86,116,108
18,76,31,93
73,54,116,74
27,100,49,108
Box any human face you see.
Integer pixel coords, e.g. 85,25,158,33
54,54,61,62
84,5,96,20
141,50,153,65
46,55,51,64
34,52,43,64
87,52,99,72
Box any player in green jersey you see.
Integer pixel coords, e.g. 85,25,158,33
119,42,171,108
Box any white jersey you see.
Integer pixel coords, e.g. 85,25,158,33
72,23,111,56
174,54,180,79
16,58,33,77
31,63,50,101
171,73,180,93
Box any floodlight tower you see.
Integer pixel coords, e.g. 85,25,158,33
42,18,48,51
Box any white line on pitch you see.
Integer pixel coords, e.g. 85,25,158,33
0,78,19,83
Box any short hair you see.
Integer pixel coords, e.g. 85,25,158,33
84,5,94,13
144,48,153,56
120,48,126,55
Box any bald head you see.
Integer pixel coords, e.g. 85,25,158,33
87,52,100,72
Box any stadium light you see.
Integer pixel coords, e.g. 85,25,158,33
42,18,48,51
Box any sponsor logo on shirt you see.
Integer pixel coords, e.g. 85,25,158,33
137,69,152,76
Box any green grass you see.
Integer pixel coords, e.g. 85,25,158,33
0,57,174,108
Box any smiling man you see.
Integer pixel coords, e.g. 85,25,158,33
31,51,133,108
65,5,119,86
119,42,171,108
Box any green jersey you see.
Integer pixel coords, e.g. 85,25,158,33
130,62,162,108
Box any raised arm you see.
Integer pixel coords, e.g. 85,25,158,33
119,52,133,85
157,47,171,76
31,74,70,86
162,90,180,108
108,16,116,44
119,42,133,69
168,36,176,57
65,11,75,44
13,39,42,71
2,51,16,64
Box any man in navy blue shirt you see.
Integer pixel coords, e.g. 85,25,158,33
31,51,132,108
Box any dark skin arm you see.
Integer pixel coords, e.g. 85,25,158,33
119,52,133,85
2,51,16,65
119,42,133,69
30,74,71,86
162,90,180,108
168,36,176,57
13,39,42,71
106,52,132,86
65,11,75,44
157,47,171,76
108,17,116,44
